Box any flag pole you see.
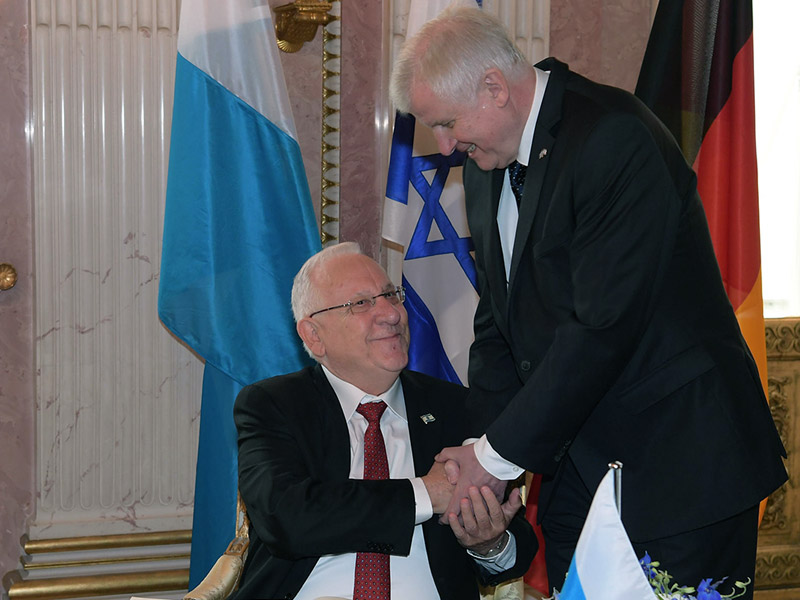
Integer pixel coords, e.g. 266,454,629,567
608,461,623,516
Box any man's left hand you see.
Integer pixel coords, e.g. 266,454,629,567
448,486,522,555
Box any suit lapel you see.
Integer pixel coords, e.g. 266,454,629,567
400,372,444,476
508,59,568,290
310,365,353,478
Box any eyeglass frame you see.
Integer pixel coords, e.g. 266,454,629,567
308,285,406,318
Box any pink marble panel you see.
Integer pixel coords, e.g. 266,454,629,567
270,0,324,229
0,0,35,586
339,0,388,261
550,0,653,93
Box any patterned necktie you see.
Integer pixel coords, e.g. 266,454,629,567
353,401,390,600
508,160,527,206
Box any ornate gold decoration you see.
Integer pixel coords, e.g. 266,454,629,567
0,263,18,291
768,376,791,451
765,318,800,358
274,1,334,53
756,551,800,589
184,493,251,599
320,3,341,246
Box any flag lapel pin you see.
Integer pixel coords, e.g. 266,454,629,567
420,413,436,425
539,148,548,160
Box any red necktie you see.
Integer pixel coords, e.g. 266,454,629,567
353,400,390,600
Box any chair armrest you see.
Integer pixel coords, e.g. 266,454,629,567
183,536,249,600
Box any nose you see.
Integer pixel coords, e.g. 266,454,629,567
373,294,402,324
432,127,457,156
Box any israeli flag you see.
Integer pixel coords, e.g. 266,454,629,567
382,0,480,385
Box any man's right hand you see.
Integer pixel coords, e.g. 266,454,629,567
421,461,456,514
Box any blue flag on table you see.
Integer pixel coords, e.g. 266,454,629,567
559,467,654,600
158,0,321,586
382,0,480,385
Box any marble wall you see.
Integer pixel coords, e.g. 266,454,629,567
0,0,35,584
550,0,657,93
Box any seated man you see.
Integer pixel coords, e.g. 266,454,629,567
230,242,537,600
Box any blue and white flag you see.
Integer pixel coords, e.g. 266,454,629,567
559,468,654,600
158,0,321,585
383,0,480,385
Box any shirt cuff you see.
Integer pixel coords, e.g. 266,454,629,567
474,435,525,480
466,531,517,574
410,477,433,524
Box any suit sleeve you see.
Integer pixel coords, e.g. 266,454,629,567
467,277,523,434
486,112,684,474
235,382,417,560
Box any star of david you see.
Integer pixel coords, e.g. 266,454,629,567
404,152,478,291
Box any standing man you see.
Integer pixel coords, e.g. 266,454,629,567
231,242,536,600
389,5,786,594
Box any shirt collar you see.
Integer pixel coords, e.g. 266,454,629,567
516,66,550,166
321,365,407,423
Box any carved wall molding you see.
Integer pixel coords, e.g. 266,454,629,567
761,377,789,532
756,318,799,598
765,318,800,358
756,551,800,590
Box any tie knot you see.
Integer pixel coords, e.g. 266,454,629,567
357,400,387,425
508,160,527,203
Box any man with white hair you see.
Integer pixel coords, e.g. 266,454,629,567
230,242,537,600
390,5,787,595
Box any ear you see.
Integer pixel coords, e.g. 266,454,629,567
297,318,325,359
483,68,510,108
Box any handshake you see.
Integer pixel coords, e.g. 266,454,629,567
421,443,522,555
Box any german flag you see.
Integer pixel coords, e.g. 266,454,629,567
635,0,767,398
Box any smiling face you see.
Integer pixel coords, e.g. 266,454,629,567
408,70,520,171
297,253,410,395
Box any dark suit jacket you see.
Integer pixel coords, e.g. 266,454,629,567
463,58,787,543
230,365,536,600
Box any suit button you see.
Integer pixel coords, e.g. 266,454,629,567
520,360,531,371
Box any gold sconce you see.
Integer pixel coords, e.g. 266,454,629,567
273,1,334,53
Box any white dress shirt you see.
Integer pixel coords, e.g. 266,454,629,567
296,367,514,600
480,66,551,480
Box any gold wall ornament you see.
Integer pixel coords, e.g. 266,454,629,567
0,263,18,291
274,1,334,53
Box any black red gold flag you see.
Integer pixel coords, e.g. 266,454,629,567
635,0,767,397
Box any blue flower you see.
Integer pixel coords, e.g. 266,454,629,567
696,578,723,600
636,555,748,600
639,552,657,578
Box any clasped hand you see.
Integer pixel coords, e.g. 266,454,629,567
422,454,520,554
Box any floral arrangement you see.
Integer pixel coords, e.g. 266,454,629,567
548,553,752,600
639,553,751,600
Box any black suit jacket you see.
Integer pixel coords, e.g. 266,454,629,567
464,58,787,542
230,365,536,599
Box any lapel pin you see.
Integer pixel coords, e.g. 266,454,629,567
420,413,436,425
539,148,548,160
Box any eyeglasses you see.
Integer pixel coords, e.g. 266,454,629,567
308,286,406,318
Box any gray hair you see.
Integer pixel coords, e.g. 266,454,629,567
291,241,363,324
390,5,528,114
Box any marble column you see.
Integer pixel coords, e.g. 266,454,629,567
0,0,35,583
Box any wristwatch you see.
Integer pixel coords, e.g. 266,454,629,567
467,530,510,559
